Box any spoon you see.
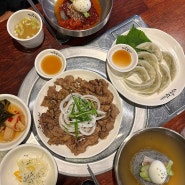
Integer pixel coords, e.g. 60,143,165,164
26,0,67,44
87,164,100,185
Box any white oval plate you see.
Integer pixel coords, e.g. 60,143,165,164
33,69,123,158
0,144,58,185
107,28,185,106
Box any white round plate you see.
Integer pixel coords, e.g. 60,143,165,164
0,144,58,185
33,69,123,158
107,28,185,106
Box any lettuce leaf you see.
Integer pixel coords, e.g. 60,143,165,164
116,25,151,51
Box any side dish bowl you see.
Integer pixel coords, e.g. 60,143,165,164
41,0,113,37
0,144,58,185
107,44,138,75
114,127,185,185
0,94,31,151
34,49,66,79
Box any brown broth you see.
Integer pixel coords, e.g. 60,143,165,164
118,131,185,185
112,50,131,68
41,55,63,75
0,103,26,143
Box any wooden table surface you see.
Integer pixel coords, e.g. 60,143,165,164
0,0,185,184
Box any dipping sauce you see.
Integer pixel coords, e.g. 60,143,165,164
112,49,131,68
14,17,40,39
41,55,63,75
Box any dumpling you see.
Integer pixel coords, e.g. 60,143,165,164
158,63,171,93
136,42,163,62
138,52,159,71
137,60,156,80
123,61,156,92
162,51,177,81
124,77,155,91
139,71,162,95
122,66,150,82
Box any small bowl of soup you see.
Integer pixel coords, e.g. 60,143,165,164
7,9,44,49
107,44,138,76
0,94,31,151
114,127,185,185
34,49,66,79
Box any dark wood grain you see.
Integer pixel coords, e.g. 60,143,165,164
0,0,185,184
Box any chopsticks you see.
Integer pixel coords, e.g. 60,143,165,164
26,0,62,45
87,164,100,185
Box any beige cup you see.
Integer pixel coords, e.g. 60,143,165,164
7,9,44,49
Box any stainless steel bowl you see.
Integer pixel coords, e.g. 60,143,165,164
114,127,185,185
41,0,113,37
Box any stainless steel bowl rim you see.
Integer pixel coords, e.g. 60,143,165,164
42,0,113,37
114,127,185,185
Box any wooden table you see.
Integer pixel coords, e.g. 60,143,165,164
0,0,185,184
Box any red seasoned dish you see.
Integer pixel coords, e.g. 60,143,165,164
54,0,102,30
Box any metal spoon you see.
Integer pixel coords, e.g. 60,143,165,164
87,164,100,185
26,0,63,45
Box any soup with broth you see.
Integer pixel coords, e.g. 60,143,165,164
117,130,185,185
14,17,40,39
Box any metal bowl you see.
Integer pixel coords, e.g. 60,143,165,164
114,127,185,185
41,0,113,37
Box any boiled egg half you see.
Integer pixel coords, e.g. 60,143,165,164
148,160,167,184
72,0,91,13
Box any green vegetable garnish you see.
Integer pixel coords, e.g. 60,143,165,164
166,160,174,176
140,165,152,182
116,25,151,51
69,95,98,138
83,12,90,18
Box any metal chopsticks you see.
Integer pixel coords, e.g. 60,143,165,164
87,164,100,185
26,0,62,45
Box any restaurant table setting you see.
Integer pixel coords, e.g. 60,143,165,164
0,1,185,185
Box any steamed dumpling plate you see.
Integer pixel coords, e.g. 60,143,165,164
107,28,185,106
123,42,176,95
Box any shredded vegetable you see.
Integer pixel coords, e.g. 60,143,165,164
59,93,106,138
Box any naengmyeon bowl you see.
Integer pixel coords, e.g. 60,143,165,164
41,0,113,37
0,94,31,151
114,127,185,185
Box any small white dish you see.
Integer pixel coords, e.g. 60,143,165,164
0,94,31,151
0,143,58,185
107,44,138,75
7,9,44,49
35,49,66,79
